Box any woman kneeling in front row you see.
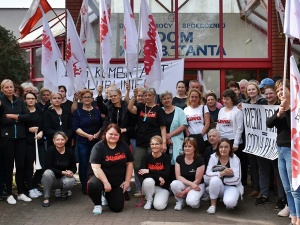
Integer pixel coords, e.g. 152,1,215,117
139,135,171,210
170,137,206,210
41,131,77,207
205,138,243,214
87,123,133,215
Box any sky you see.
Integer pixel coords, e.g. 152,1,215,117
0,0,65,8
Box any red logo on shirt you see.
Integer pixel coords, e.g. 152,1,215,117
105,153,126,162
187,115,202,121
217,119,231,124
148,162,164,170
140,111,157,118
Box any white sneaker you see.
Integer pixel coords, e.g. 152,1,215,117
17,194,32,202
34,189,43,197
144,200,152,210
278,205,290,217
201,192,210,201
206,205,216,214
174,202,183,211
7,195,16,205
101,195,108,206
93,205,102,215
55,189,61,198
68,190,72,196
29,189,39,198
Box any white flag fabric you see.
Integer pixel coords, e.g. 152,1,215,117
197,70,207,94
19,0,52,39
123,0,138,73
290,55,300,190
139,0,163,90
66,10,87,96
99,0,112,75
275,0,285,27
41,10,62,92
80,0,90,49
284,0,300,39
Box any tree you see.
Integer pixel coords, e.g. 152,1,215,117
0,26,30,84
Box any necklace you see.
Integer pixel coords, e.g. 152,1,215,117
144,104,155,122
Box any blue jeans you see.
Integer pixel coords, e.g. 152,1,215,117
277,146,300,217
77,142,95,191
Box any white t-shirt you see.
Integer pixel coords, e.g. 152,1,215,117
217,107,235,140
184,105,209,141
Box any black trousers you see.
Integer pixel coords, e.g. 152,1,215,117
24,143,46,190
87,175,125,212
2,138,26,195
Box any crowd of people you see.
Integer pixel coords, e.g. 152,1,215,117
0,77,299,225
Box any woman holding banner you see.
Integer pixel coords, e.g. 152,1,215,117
267,80,300,225
24,92,45,199
260,85,287,211
244,82,267,198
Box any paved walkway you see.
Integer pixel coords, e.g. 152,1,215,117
0,180,290,225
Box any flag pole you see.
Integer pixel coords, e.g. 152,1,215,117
282,35,289,96
50,8,66,28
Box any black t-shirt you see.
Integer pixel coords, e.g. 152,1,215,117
164,110,175,133
176,154,205,183
209,108,220,122
45,146,77,178
135,103,166,148
89,140,134,187
139,152,171,190
172,97,187,110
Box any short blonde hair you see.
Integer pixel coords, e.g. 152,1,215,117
1,79,14,90
40,87,51,96
79,89,93,98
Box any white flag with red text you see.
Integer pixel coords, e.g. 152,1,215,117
19,0,52,39
99,0,112,75
275,0,285,27
66,10,87,95
80,0,90,49
284,0,300,39
139,0,163,90
290,55,300,190
41,10,62,92
123,0,138,73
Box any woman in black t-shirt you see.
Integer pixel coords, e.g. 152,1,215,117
170,137,205,211
88,123,133,215
139,135,171,210
41,131,77,207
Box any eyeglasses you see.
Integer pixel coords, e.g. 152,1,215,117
150,143,161,146
26,98,36,100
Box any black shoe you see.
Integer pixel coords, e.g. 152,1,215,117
0,191,9,198
255,196,269,205
275,198,285,209
0,196,4,201
124,191,130,201
61,192,68,201
42,198,50,207
82,189,87,195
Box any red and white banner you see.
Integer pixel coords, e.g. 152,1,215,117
123,0,138,73
80,0,90,49
275,0,285,27
41,9,62,93
139,0,163,90
284,0,300,40
66,10,87,96
99,0,112,75
19,0,52,39
290,55,300,190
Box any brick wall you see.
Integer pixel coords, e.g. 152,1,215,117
66,0,82,33
271,0,286,78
